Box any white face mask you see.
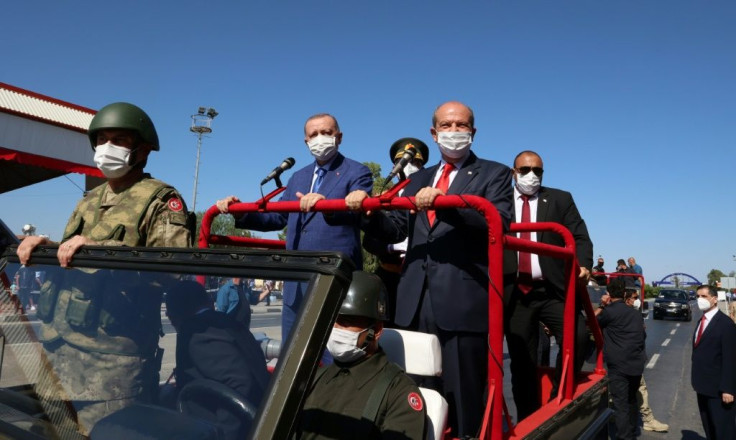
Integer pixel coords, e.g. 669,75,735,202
403,163,421,177
94,142,134,179
307,135,338,162
436,132,472,160
632,299,641,309
515,171,541,196
697,297,712,311
326,326,368,364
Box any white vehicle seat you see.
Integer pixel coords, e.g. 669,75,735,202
379,328,448,440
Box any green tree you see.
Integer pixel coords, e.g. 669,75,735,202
643,284,661,299
194,211,257,249
707,269,726,285
364,161,392,196
360,162,389,273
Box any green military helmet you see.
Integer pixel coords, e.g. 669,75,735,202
88,102,159,151
389,137,430,166
339,271,389,321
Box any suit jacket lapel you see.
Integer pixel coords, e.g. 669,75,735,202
302,154,346,225
447,151,480,195
430,152,479,231
315,153,345,200
536,187,550,242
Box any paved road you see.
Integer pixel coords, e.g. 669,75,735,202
0,298,714,438
638,299,705,439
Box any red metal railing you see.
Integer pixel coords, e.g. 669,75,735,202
198,189,605,440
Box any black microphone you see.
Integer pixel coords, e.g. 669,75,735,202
385,146,417,181
261,157,296,185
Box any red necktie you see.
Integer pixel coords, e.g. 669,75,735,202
427,163,454,226
517,195,533,294
695,315,706,346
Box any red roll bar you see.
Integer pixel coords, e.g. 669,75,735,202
198,190,605,440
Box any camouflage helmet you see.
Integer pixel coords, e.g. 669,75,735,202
88,102,159,151
339,271,389,321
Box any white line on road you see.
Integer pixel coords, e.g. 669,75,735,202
662,339,671,346
670,329,677,335
646,353,660,369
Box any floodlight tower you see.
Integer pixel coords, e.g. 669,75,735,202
190,107,218,212
21,224,36,236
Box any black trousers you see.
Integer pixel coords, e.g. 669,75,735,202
410,286,487,438
697,393,736,440
608,371,641,440
505,284,589,421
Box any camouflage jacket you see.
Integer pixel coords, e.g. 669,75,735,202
62,174,193,247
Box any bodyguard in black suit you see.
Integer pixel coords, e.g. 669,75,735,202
503,150,594,421
347,101,513,437
691,284,736,440
596,278,646,440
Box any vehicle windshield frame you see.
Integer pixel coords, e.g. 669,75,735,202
0,244,353,440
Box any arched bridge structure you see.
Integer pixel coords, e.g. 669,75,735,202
652,272,702,287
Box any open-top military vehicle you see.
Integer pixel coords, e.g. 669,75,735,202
0,186,611,439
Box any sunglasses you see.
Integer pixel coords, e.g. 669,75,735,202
516,166,544,176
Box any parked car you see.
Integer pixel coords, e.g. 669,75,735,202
653,289,692,321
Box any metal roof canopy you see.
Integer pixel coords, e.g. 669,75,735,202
0,82,103,193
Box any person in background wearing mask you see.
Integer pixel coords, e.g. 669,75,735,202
592,256,608,286
16,102,194,434
502,150,593,422
362,137,430,326
621,290,670,433
596,278,647,440
216,113,372,344
296,271,426,440
345,101,513,437
691,284,736,440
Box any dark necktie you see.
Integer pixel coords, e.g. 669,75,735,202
312,167,326,193
427,163,454,226
695,315,706,346
517,194,533,294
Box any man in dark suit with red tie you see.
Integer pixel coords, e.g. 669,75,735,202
346,101,513,437
691,284,736,440
503,150,594,421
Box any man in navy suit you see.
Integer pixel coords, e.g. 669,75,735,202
691,284,736,440
503,150,593,421
216,113,373,342
346,101,513,437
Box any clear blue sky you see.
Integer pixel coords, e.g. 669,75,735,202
2,1,734,284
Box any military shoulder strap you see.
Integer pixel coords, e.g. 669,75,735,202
361,361,404,424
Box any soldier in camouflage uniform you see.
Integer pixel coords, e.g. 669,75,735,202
17,102,194,436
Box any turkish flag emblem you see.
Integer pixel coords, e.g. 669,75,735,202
168,198,183,212
407,392,423,411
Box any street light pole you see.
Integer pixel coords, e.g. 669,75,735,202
190,107,218,212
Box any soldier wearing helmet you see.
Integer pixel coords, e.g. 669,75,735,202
297,271,426,440
16,102,194,434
